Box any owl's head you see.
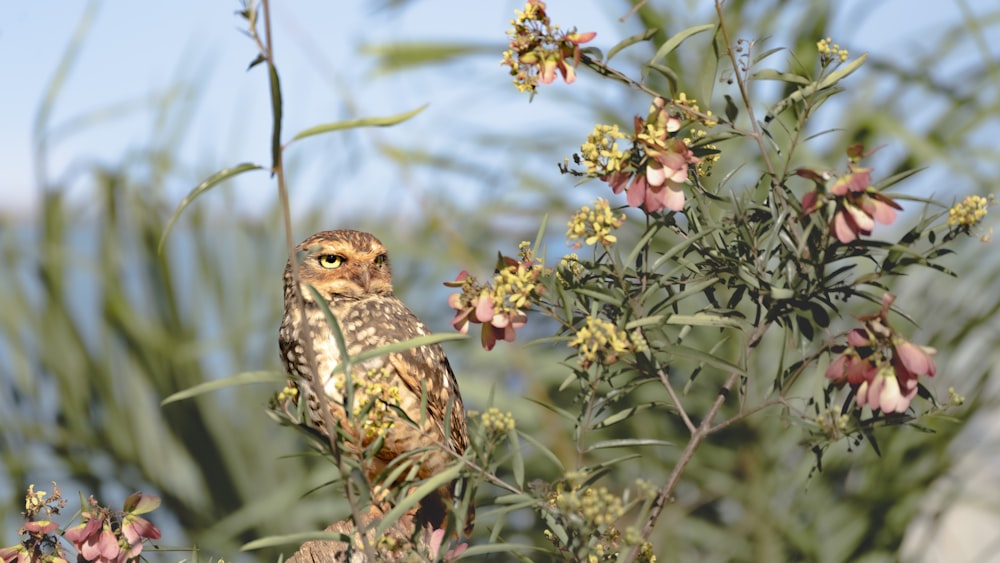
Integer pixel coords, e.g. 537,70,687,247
286,230,394,300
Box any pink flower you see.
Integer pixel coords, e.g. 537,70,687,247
799,159,903,243
829,167,871,196
21,520,58,535
857,366,918,413
0,545,29,563
64,513,121,563
121,492,161,558
625,139,698,213
445,263,536,351
825,293,937,414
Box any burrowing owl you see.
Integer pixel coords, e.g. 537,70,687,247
279,229,472,535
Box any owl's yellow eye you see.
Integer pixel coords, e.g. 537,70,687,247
373,254,388,268
318,254,345,269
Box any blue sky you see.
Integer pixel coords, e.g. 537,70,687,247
3,0,995,220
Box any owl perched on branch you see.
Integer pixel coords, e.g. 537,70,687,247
278,229,473,536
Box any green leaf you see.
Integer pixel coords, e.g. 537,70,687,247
672,344,747,376
593,402,672,429
750,69,811,85
650,24,716,64
871,166,926,192
517,429,565,471
242,531,349,551
158,163,264,254
666,313,749,329
624,223,662,269
765,53,868,121
160,371,285,406
289,104,428,144
660,277,720,309
650,229,717,270
508,427,525,489
361,42,496,74
607,28,659,61
816,53,869,89
458,544,552,558
575,287,626,305
348,332,467,365
585,439,673,452
268,64,283,169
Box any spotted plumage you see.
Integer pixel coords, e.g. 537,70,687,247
279,229,472,535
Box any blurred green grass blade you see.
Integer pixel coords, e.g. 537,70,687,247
161,371,285,406
361,42,497,74
242,531,349,551
158,162,264,253
288,104,428,144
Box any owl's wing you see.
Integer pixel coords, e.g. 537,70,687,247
388,341,469,455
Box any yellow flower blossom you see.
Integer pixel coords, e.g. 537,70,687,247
580,124,630,176
817,37,849,63
569,317,633,367
567,198,626,248
481,407,516,433
329,367,402,440
276,384,298,402
948,194,991,227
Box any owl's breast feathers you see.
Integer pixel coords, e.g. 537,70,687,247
279,293,468,454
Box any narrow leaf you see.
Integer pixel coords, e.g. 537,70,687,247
665,313,748,329
158,163,264,253
508,427,525,488
290,104,428,144
607,28,658,61
349,332,467,365
375,465,462,537
585,439,673,452
242,531,349,551
650,24,715,63
672,344,747,376
517,429,565,471
161,371,285,406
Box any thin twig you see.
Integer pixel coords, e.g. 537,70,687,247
256,1,377,559
658,369,696,434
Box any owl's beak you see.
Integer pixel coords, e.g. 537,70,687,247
351,267,371,292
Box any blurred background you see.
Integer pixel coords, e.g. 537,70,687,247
2,0,999,561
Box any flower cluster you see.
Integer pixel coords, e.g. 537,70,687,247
568,316,632,368
501,0,596,93
446,244,545,350
567,198,626,248
817,37,849,64
1,485,161,563
480,407,516,433
330,366,402,440
948,194,992,228
557,253,585,283
799,148,903,243
825,293,937,413
568,98,704,214
578,124,629,177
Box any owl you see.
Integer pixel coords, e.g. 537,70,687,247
278,229,473,536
